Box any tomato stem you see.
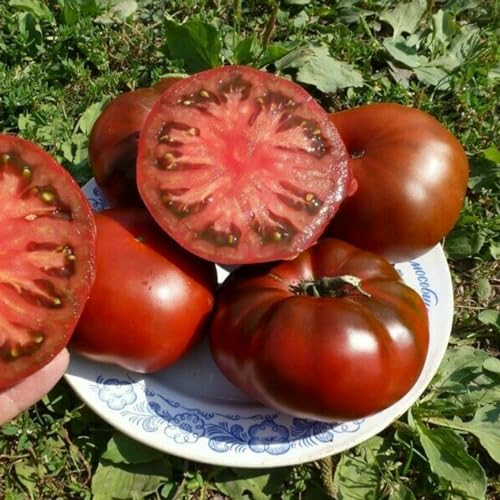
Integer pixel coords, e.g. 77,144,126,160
290,275,371,298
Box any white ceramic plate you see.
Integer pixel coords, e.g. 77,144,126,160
65,179,453,468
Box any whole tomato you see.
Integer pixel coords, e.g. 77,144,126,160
71,207,217,373
89,78,181,206
209,238,429,421
325,103,469,262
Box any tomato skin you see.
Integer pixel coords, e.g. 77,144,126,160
209,239,429,421
88,78,181,206
325,103,469,262
71,207,217,373
0,135,96,390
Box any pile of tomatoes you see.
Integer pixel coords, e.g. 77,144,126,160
0,65,468,422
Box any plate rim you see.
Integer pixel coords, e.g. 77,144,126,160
64,179,454,468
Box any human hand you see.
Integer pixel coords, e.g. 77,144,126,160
0,349,69,425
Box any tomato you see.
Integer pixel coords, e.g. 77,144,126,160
209,238,429,421
324,103,469,262
88,78,181,206
137,65,355,265
71,207,217,373
0,135,96,390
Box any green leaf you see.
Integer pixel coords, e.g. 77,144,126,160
76,99,108,135
426,25,478,75
214,468,288,500
17,12,44,53
428,404,500,465
94,0,138,24
9,0,53,21
383,38,427,68
416,424,486,499
388,482,416,500
430,10,459,52
91,459,172,500
58,0,100,24
333,2,376,25
483,357,500,374
490,241,500,260
257,42,298,68
333,437,384,499
468,404,500,463
101,433,165,465
468,151,500,193
14,462,37,495
476,277,492,301
293,10,310,29
478,309,500,329
387,61,413,87
429,346,489,393
444,0,481,15
445,228,486,259
414,65,450,88
484,145,500,163
488,64,500,80
164,19,222,74
275,43,363,93
284,0,311,4
234,37,261,65
379,0,427,38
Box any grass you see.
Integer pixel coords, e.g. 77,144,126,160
0,0,499,498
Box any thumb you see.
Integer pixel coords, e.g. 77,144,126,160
0,349,70,425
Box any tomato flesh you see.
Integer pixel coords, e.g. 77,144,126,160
0,135,96,390
137,66,354,264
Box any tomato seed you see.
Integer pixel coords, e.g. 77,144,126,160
31,332,45,344
9,347,20,359
198,224,241,248
41,190,56,203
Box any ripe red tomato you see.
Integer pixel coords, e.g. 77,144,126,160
88,78,181,206
324,103,469,262
137,65,355,265
0,135,96,390
71,207,217,373
209,238,429,421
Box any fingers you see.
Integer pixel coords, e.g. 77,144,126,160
0,349,70,425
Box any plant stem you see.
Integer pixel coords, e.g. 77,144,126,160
262,1,280,49
319,455,336,498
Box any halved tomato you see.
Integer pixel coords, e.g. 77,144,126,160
0,135,96,390
137,65,355,265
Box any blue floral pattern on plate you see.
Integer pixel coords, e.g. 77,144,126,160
91,375,364,455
